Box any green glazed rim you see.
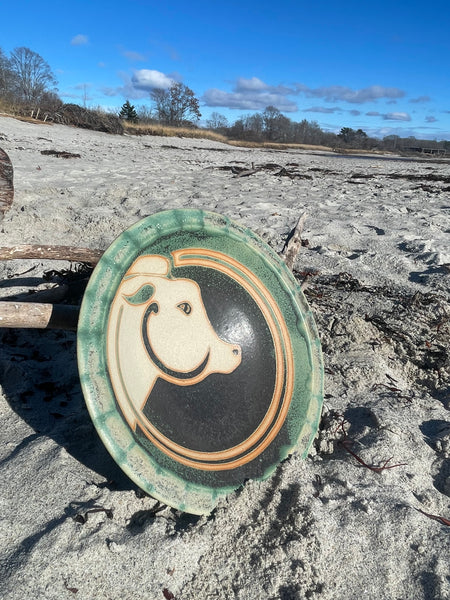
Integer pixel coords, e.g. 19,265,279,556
77,209,323,514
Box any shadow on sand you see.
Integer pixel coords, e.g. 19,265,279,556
0,326,136,492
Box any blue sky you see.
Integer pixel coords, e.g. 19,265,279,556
3,0,450,140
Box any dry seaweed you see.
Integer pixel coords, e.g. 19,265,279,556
415,508,450,527
40,149,81,159
207,162,313,179
349,171,450,184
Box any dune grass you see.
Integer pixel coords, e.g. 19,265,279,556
123,122,337,152
123,121,229,143
226,140,333,152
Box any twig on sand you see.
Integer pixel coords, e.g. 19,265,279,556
283,212,307,271
63,580,78,594
234,166,261,177
340,440,407,472
74,506,114,524
336,419,407,473
415,508,450,527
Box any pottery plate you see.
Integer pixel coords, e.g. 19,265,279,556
77,209,323,514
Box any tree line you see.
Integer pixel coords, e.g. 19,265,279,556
118,92,450,153
1,45,449,153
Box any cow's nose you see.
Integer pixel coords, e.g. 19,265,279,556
232,345,241,356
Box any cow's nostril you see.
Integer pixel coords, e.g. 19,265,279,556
232,347,240,356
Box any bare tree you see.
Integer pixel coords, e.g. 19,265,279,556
245,113,264,141
151,82,201,126
0,47,15,101
136,104,156,124
206,112,228,131
262,106,291,142
9,47,57,103
262,105,280,140
292,119,324,145
228,113,264,141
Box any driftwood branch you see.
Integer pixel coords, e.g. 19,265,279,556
235,168,261,177
0,302,79,330
283,213,307,271
0,244,100,330
0,244,103,264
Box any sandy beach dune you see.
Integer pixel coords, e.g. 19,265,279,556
0,116,449,600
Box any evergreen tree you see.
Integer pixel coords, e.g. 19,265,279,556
119,100,138,122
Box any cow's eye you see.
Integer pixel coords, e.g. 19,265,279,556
177,302,192,315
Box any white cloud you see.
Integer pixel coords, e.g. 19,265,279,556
131,69,175,91
235,77,269,91
296,83,405,104
102,87,119,98
203,77,297,112
410,96,431,103
383,112,411,121
203,89,297,112
123,50,146,62
366,111,412,121
59,83,93,103
71,34,89,46
59,92,82,100
102,69,177,100
364,125,449,141
304,106,341,114
425,116,438,123
203,78,408,113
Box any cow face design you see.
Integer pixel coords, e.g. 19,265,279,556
107,255,242,431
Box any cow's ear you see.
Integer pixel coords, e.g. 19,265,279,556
126,255,170,276
123,284,155,305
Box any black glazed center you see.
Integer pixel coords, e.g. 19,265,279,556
141,266,277,453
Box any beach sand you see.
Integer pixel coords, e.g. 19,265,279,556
0,115,449,599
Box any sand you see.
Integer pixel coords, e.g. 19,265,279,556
0,115,449,600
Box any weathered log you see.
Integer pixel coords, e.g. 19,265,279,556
0,244,103,264
0,302,79,330
283,213,307,271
